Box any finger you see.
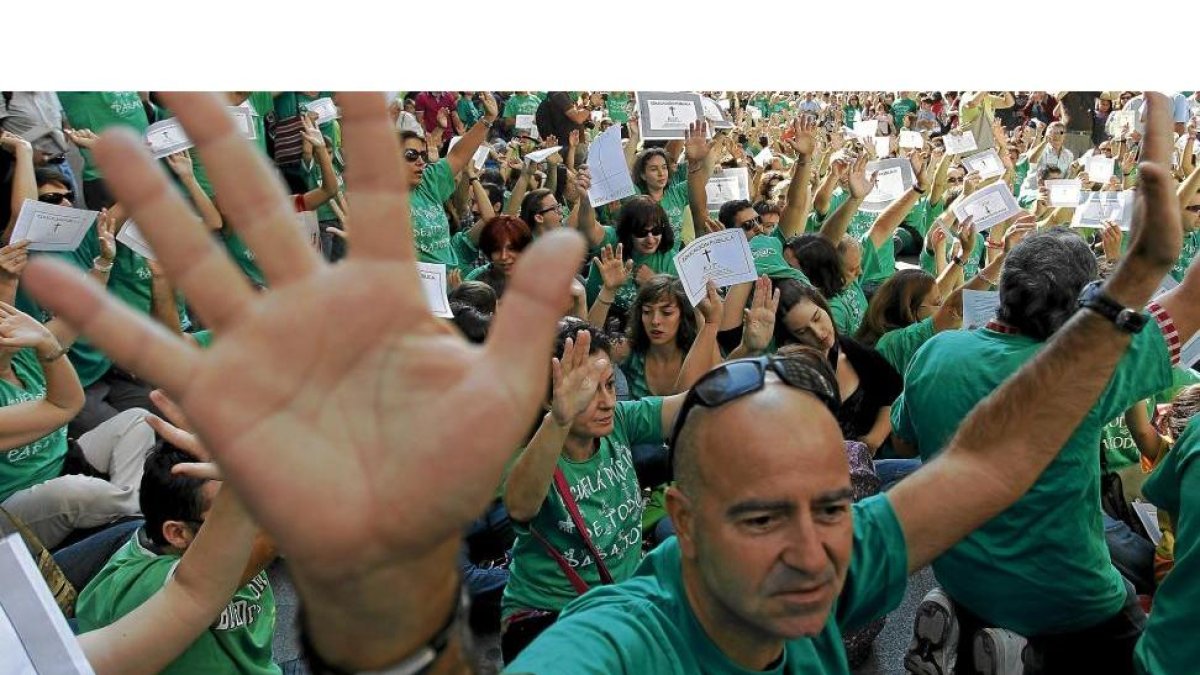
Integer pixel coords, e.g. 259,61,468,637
150,388,193,432
172,462,224,481
484,230,586,411
145,415,210,461
22,258,200,397
769,287,781,313
158,92,321,286
90,128,254,332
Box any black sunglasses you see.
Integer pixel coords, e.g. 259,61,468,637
666,355,841,468
634,225,667,238
738,215,762,231
403,149,432,164
38,191,74,205
1185,204,1200,214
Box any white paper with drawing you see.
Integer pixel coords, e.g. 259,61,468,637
1046,179,1083,208
586,125,636,207
951,181,1021,232
701,96,734,129
116,220,156,260
706,168,750,210
1071,190,1134,230
514,114,538,138
900,130,924,149
962,148,1005,180
145,119,194,159
0,533,94,675
228,106,257,140
524,146,562,164
673,230,758,306
860,158,915,213
943,131,978,155
962,290,1001,330
635,92,704,140
416,262,454,318
1086,155,1115,184
10,200,97,252
304,97,340,126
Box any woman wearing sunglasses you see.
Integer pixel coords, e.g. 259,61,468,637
583,196,678,330
627,120,714,246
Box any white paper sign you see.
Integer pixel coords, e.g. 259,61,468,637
1071,190,1134,231
753,146,774,168
586,125,636,207
303,97,340,126
228,106,257,140
1132,500,1163,546
10,200,97,252
0,533,94,675
943,130,978,155
116,219,155,260
701,96,734,129
524,146,562,164
145,119,193,159
746,105,763,121
635,92,704,140
514,114,539,139
853,120,878,138
899,130,924,149
297,211,320,251
860,158,915,213
672,230,758,306
951,182,1022,232
1046,179,1083,208
448,136,491,171
590,110,605,123
417,262,454,318
873,136,892,158
962,289,1001,330
1182,333,1200,368
962,148,1005,180
1086,155,1115,184
706,167,750,210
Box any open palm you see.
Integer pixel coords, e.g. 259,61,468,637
24,93,584,587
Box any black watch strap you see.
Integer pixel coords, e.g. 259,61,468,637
1077,280,1148,334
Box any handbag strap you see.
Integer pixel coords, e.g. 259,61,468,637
529,526,591,595
552,467,613,585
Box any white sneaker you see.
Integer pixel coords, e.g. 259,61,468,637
972,628,1028,675
904,588,959,675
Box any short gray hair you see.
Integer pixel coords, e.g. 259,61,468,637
997,228,1097,341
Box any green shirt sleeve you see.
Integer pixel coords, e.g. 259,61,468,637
876,317,937,376
615,397,664,446
834,494,910,632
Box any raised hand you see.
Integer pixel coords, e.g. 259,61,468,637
96,209,118,262
0,301,57,352
164,150,194,177
479,92,499,121
848,153,873,198
0,240,30,280
741,275,779,354
594,243,632,291
788,115,818,157
696,281,724,325
684,119,712,164
1101,220,1124,262
66,128,100,149
550,330,611,426
21,92,585,670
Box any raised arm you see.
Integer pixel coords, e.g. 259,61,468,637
445,93,499,177
673,282,724,392
684,120,714,232
866,151,930,249
0,303,83,450
572,168,606,250
818,153,871,244
1,132,38,241
778,117,817,239
890,92,1185,574
164,152,222,231
586,244,631,328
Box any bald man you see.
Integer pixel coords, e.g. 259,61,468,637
505,93,1186,674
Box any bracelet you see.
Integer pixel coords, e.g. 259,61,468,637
912,184,926,194
93,256,114,273
951,256,964,267
596,295,615,305
480,118,495,129
301,585,468,675
37,345,70,364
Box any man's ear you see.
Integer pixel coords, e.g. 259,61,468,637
161,520,196,550
665,485,697,559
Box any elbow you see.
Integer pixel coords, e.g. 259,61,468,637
503,494,541,524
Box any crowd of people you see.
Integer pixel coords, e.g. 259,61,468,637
0,89,1198,675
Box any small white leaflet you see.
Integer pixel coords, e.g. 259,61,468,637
873,136,892,158
706,167,750,211
303,97,340,126
672,230,758,306
1086,155,1115,184
10,199,97,252
1071,190,1134,231
591,110,605,123
586,125,636,207
900,130,924,149
1154,273,1180,299
961,290,1001,330
635,92,705,140
416,262,454,318
447,136,490,171
962,148,1005,180
746,105,763,120
1132,501,1163,547
0,533,94,675
145,118,193,159
297,211,320,252
951,182,1022,232
1046,179,1083,208
515,114,539,139
1181,332,1200,369
852,119,878,139
228,106,257,140
860,158,915,213
700,96,734,129
524,146,562,164
116,220,155,260
753,146,774,168
942,130,978,155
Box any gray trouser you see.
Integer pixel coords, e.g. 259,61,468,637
2,409,157,548
1064,130,1094,162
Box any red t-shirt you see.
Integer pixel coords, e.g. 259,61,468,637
414,92,458,134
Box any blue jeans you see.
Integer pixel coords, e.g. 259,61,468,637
52,519,142,591
1104,513,1156,595
873,458,922,491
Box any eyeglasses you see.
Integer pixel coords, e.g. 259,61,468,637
38,191,74,205
738,215,762,231
666,355,841,467
403,149,432,164
633,225,666,238
537,203,561,215
1185,204,1200,214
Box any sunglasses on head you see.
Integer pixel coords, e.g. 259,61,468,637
634,225,667,238
403,149,432,164
38,191,74,205
667,355,841,467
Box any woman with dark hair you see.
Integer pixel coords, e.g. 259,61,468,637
621,276,722,400
784,234,867,337
583,196,678,321
856,268,963,376
465,215,534,298
626,121,713,244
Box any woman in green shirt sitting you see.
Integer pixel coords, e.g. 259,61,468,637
465,215,532,298
856,269,961,377
584,197,679,329
785,234,868,338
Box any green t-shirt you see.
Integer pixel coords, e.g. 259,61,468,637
507,494,909,674
891,98,918,130
1101,367,1200,470
457,96,481,128
619,351,653,401
919,234,985,281
585,226,678,310
1169,229,1200,283
501,397,663,619
1135,416,1200,675
860,232,896,286
632,181,690,244
302,154,344,223
829,280,867,337
57,92,150,182
821,188,880,241
107,241,190,331
605,93,631,124
503,94,542,120
750,231,810,285
875,317,936,377
76,531,279,675
904,196,944,238
0,349,69,502
410,158,461,270
891,322,1173,634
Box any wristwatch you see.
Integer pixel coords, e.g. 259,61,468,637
1076,280,1148,334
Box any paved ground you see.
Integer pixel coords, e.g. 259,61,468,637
268,560,935,675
